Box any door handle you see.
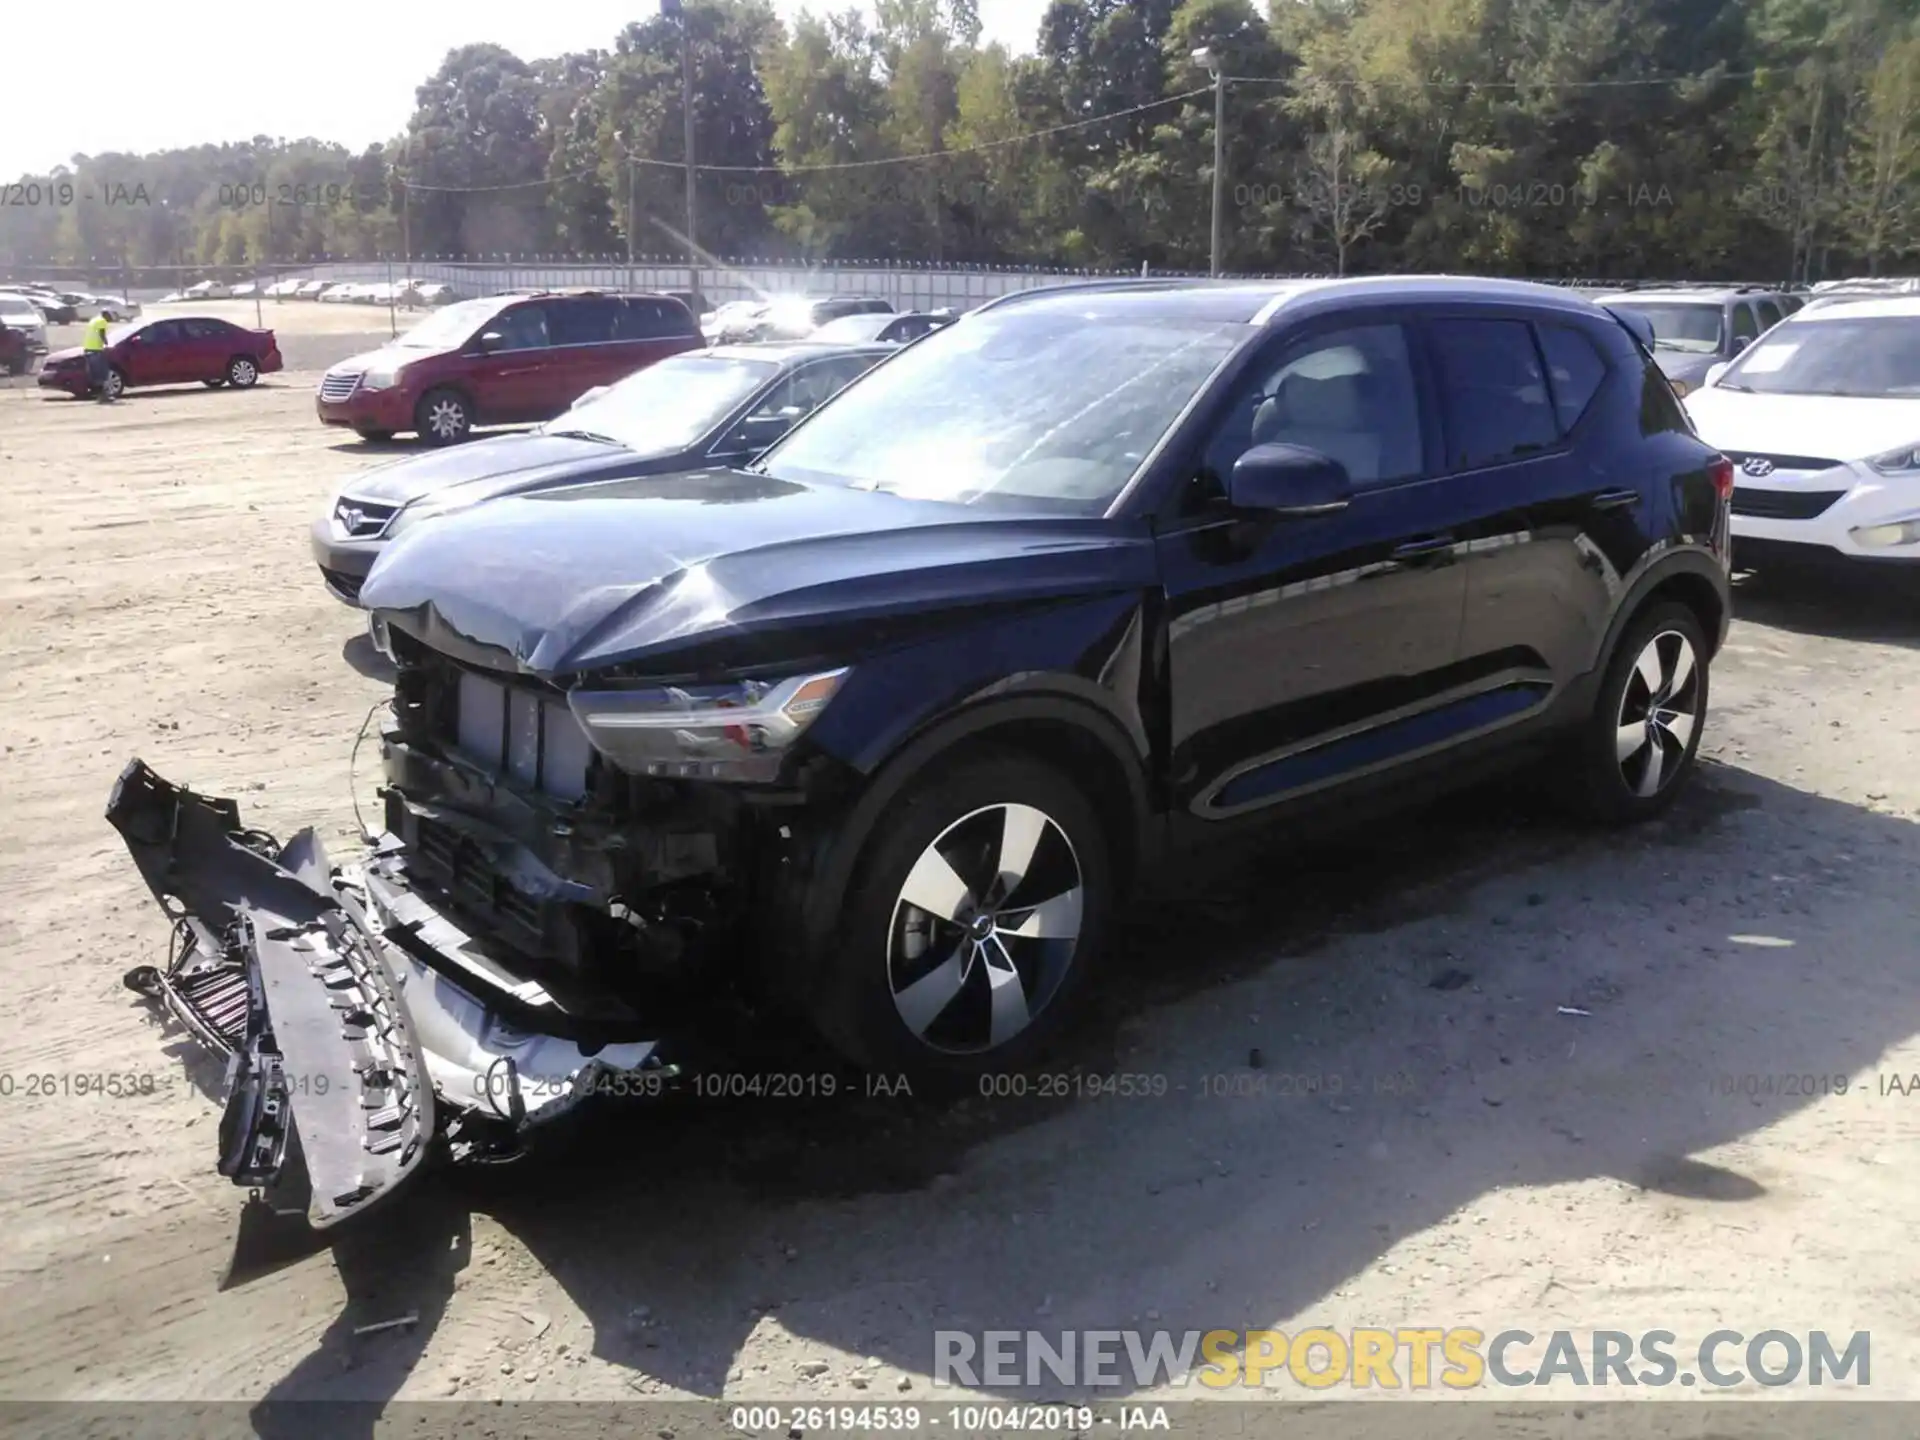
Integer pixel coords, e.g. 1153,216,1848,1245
1592,488,1640,510
1391,534,1455,561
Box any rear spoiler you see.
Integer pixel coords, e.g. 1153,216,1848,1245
1601,303,1657,353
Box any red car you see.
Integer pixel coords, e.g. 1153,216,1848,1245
38,316,283,399
314,290,703,445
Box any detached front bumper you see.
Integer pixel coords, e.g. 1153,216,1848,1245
106,760,661,1229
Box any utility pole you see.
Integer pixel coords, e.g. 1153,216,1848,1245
628,153,638,291
1193,47,1225,277
663,0,700,302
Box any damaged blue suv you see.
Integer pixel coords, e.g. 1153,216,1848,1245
111,277,1733,1226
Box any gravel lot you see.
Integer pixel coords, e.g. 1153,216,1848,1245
2,358,1919,1414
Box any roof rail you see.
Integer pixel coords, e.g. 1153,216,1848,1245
971,275,1236,315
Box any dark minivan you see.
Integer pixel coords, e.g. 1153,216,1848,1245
114,277,1734,1226
315,290,703,445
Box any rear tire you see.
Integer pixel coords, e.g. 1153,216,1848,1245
1562,601,1709,823
414,388,471,446
226,355,259,388
803,752,1113,1086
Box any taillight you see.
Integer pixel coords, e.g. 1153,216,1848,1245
1708,454,1735,500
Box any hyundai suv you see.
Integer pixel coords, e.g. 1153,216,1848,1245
111,277,1732,1226
316,291,703,445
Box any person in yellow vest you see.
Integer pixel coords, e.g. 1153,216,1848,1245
82,311,115,402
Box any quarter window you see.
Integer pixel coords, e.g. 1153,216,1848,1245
1534,323,1609,433
616,298,697,340
1198,323,1424,493
1427,318,1559,469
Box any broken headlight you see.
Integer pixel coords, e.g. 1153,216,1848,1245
567,668,848,784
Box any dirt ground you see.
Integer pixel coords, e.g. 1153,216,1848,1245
2,367,1919,1417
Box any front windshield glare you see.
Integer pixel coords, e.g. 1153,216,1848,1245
758,310,1245,511
544,354,777,451
1720,317,1920,397
394,298,500,349
1621,303,1723,353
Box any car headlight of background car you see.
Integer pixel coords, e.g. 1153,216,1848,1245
567,668,849,783
1866,441,1920,475
1669,377,1693,399
359,363,406,391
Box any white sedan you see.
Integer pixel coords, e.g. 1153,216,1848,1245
1685,295,1920,566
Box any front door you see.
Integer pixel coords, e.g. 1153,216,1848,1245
468,302,553,424
1154,319,1476,819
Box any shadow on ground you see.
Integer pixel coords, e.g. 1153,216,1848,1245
249,763,1920,1424
1731,563,1920,649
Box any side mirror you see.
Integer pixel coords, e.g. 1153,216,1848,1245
476,331,504,353
1730,335,1751,354
1703,361,1731,388
1228,443,1353,517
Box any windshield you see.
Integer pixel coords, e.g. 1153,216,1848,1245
812,314,894,342
1614,303,1723,353
757,309,1246,513
392,298,499,349
1718,316,1920,397
542,353,778,451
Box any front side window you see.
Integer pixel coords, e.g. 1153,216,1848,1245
1731,303,1760,347
394,298,504,350
490,303,551,351
758,308,1246,514
1428,318,1559,469
1198,323,1424,493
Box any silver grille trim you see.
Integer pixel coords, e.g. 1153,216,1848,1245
319,371,363,402
333,495,399,538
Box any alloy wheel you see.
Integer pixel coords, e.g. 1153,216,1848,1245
230,358,257,386
1615,629,1701,798
887,802,1084,1055
426,397,466,441
103,369,124,399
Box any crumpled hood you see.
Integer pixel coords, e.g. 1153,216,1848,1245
343,432,643,509
361,469,1155,677
1685,388,1920,463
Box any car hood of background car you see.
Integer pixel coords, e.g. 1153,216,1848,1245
360,468,1156,677
43,346,83,363
1685,388,1920,462
1654,351,1715,382
343,432,658,509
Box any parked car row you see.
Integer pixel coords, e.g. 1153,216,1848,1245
0,282,140,326
154,278,460,306
1594,285,1807,398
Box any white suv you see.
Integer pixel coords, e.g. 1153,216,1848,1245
1683,295,1920,567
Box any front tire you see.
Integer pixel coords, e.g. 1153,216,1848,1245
354,427,394,443
1565,601,1709,822
805,753,1113,1083
226,355,259,388
202,377,226,388
415,388,471,446
101,365,126,400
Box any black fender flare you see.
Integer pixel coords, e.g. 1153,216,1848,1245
791,689,1155,967
1588,546,1730,672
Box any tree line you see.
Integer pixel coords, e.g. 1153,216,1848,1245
4,0,1919,283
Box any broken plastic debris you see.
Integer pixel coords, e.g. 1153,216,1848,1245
352,1311,420,1337
1556,1006,1592,1017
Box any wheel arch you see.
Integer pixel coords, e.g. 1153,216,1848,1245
1593,549,1729,673
792,691,1154,966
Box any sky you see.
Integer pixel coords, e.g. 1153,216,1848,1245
4,0,1052,179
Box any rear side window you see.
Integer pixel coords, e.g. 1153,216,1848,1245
616,298,697,340
1535,323,1609,432
1427,318,1559,469
548,297,619,346
1754,298,1783,329
182,318,234,339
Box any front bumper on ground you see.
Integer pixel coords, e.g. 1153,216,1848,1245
316,383,413,433
309,515,382,604
106,760,661,1228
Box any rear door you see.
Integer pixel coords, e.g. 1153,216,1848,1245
609,297,701,382
180,318,239,380
1155,317,1480,820
545,296,623,410
467,302,552,424
1425,311,1655,698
